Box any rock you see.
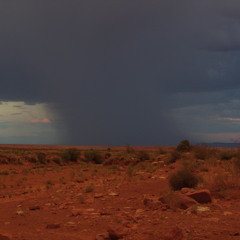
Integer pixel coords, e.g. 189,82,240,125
223,211,233,216
185,189,212,204
16,209,25,215
135,209,145,217
0,234,11,240
29,206,41,211
180,188,192,194
143,195,165,210
94,193,104,198
107,227,128,240
196,206,210,212
95,232,109,240
160,192,198,210
163,227,185,240
108,192,119,196
46,223,61,229
71,208,97,216
71,208,83,216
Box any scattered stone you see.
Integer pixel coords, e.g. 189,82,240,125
95,232,109,240
230,232,240,236
160,192,198,210
163,227,185,240
143,195,165,210
108,192,119,197
107,227,128,240
71,208,97,216
100,210,112,216
223,211,233,216
180,188,192,194
65,221,78,230
16,209,25,215
185,189,212,204
94,193,104,198
71,208,83,216
29,206,41,211
46,223,61,229
135,209,145,215
186,206,210,215
196,206,210,212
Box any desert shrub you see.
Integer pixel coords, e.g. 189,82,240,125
25,153,38,163
84,150,102,164
46,154,62,165
176,140,191,152
218,150,235,161
135,161,157,173
158,147,167,155
125,145,135,154
0,170,9,175
233,156,240,171
180,158,202,171
61,148,81,162
169,168,199,190
168,150,182,164
203,173,239,192
4,153,23,165
192,146,210,160
137,151,150,161
36,152,49,164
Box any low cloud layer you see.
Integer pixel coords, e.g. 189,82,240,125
1,0,240,145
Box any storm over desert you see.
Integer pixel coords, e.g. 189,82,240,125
1,1,240,240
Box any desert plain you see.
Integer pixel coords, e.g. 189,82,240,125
0,143,240,240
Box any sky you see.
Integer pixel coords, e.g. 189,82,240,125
1,0,240,145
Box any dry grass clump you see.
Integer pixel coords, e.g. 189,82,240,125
202,173,240,192
61,148,81,162
84,149,103,164
192,146,217,160
169,168,199,191
218,149,236,161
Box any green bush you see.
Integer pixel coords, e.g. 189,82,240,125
176,140,191,152
169,168,199,190
84,150,102,164
61,148,81,162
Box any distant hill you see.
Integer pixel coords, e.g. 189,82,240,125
196,142,240,148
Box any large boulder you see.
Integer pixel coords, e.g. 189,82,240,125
159,192,198,210
184,189,212,204
0,235,11,240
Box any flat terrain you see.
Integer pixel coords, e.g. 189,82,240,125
0,145,240,240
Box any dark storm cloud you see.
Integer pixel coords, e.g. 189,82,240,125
1,0,240,145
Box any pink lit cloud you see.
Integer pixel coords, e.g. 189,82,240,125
28,118,52,123
218,117,240,121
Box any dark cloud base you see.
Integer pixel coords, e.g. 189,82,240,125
1,0,240,145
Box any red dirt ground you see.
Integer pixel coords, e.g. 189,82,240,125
0,145,240,240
